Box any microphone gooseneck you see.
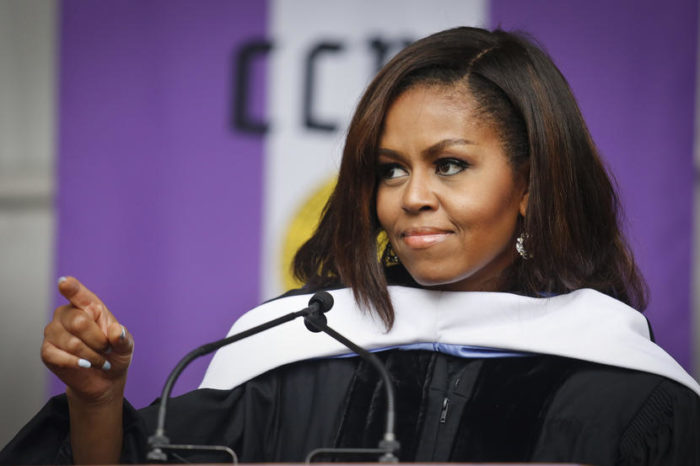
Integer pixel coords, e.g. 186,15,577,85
147,292,334,463
303,301,400,463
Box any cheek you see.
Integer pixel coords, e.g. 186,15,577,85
482,193,521,239
449,184,521,233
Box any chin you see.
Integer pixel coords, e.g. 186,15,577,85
408,270,503,293
403,264,463,288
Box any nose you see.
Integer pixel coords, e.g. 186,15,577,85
401,171,438,213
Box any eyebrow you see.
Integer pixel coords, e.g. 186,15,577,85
378,138,475,161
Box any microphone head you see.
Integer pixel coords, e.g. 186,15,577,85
309,291,334,313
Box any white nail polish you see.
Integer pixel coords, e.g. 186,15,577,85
120,326,126,340
78,358,91,368
58,276,67,284
102,360,111,371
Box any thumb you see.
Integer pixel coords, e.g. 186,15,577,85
107,322,133,356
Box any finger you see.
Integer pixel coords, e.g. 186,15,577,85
47,307,108,352
58,277,114,336
44,324,111,370
57,276,105,311
41,339,112,372
54,306,110,353
86,302,111,337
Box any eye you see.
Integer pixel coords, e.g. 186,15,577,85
435,158,468,176
378,163,409,180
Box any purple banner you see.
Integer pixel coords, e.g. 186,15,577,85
492,0,698,370
56,0,268,407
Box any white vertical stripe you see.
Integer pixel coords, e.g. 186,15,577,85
262,0,488,299
0,0,56,448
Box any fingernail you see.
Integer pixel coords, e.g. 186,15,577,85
119,326,126,340
77,358,91,368
58,276,67,284
102,360,111,371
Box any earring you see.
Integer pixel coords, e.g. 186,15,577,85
384,242,400,266
516,233,531,259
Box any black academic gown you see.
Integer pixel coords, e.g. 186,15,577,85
2,349,699,465
3,273,700,465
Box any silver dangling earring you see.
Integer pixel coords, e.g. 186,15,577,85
384,242,400,266
516,233,531,259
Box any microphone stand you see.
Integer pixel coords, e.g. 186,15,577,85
303,312,401,463
147,292,334,463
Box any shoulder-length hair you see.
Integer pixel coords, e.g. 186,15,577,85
293,26,647,328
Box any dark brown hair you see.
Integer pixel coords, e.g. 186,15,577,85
294,26,647,328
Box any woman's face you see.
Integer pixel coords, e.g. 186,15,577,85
376,85,528,291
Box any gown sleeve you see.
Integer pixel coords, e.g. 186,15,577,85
0,393,147,465
0,357,350,464
0,387,248,464
617,379,700,465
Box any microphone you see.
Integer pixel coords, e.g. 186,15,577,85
306,290,334,320
303,300,401,463
147,292,334,463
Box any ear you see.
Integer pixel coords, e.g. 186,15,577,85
517,162,530,217
519,191,529,217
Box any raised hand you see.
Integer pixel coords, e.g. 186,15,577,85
41,276,133,403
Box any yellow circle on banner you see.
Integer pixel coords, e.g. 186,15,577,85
281,176,337,291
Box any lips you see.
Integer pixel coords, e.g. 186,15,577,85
400,227,453,249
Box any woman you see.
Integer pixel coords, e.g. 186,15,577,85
2,26,699,465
